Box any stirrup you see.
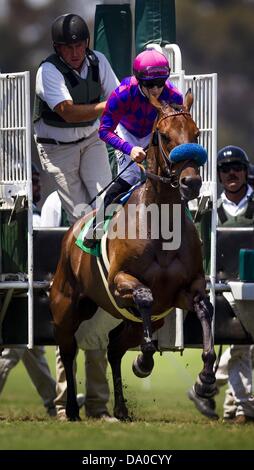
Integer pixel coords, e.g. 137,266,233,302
83,231,97,248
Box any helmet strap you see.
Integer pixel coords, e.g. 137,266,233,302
53,42,58,54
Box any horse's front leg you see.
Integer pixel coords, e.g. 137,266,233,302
193,295,217,398
132,287,157,378
111,272,156,379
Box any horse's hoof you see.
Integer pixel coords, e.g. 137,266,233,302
132,354,154,378
188,387,219,420
195,376,217,399
66,410,81,422
114,412,132,422
68,415,81,422
114,405,129,421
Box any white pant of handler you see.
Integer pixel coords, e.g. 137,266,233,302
216,345,254,419
0,347,56,415
216,293,254,419
37,131,112,224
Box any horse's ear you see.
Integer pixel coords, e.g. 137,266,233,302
184,88,193,111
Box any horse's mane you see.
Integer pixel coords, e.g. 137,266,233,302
149,95,185,117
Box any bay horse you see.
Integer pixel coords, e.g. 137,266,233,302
50,90,217,421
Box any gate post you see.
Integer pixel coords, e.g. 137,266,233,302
0,71,34,348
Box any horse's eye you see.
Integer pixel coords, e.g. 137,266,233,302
161,133,169,144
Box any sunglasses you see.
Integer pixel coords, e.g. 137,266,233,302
219,163,245,173
139,78,166,89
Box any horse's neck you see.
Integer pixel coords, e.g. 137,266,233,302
142,179,181,208
143,148,181,206
146,143,158,174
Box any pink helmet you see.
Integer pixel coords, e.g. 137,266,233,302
133,49,170,81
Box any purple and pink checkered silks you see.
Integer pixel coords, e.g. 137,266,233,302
99,76,183,156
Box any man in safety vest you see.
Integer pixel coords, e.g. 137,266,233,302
188,145,254,424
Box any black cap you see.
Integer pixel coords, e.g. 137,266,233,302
51,14,90,45
217,145,249,169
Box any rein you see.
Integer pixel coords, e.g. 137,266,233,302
156,110,191,127
144,110,192,187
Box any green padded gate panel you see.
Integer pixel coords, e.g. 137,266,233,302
1,294,55,346
197,211,211,276
94,4,132,81
135,0,176,54
0,209,28,273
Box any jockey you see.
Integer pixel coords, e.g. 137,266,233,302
84,49,183,248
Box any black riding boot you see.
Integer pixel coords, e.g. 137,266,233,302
83,178,132,248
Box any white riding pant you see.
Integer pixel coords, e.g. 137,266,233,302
115,124,150,186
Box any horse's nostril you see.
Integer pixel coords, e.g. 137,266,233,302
181,176,201,189
180,176,202,200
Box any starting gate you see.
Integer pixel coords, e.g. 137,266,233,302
0,71,34,348
0,46,254,351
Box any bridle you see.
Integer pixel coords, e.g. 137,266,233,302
144,110,194,188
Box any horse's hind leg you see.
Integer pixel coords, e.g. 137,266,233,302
108,321,144,420
193,295,217,398
58,338,80,421
51,285,80,421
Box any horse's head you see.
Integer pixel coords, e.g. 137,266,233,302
149,90,207,200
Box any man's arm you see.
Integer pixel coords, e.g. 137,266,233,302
54,100,106,123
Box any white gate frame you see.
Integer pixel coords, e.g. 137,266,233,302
0,71,34,348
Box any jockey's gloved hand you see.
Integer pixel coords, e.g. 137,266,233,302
130,146,146,163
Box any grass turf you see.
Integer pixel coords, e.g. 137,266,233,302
0,347,253,450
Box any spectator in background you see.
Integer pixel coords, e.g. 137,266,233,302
248,163,254,189
188,146,254,424
33,13,119,422
33,13,119,223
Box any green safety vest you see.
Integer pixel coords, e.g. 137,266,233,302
33,50,101,128
217,193,254,227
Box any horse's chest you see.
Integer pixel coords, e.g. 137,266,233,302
146,252,192,286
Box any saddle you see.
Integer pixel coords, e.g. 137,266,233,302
75,181,143,256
